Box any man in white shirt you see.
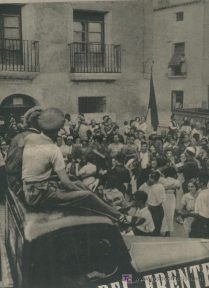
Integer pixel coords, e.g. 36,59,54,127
56,135,71,163
66,135,73,155
195,190,209,218
168,114,179,138
6,106,43,195
190,172,209,238
76,115,89,140
128,190,155,236
137,141,150,188
22,108,131,225
138,116,147,134
142,171,165,236
108,135,124,158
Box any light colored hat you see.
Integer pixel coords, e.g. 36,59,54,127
78,114,85,122
185,146,196,156
67,135,73,140
37,108,65,131
24,106,43,127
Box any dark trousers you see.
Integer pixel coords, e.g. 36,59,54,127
149,204,164,236
23,180,121,221
0,166,7,202
190,215,209,239
133,228,153,237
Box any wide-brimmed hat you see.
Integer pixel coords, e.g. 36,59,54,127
24,106,43,127
37,108,65,131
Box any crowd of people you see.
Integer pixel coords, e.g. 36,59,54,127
1,109,209,238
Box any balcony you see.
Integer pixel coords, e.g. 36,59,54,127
168,54,187,78
69,42,121,81
168,66,187,78
0,39,39,80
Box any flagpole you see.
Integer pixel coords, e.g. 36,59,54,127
145,60,154,120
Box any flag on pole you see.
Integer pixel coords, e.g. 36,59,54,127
148,68,159,131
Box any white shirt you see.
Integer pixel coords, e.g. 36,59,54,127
140,182,166,206
108,143,124,157
89,124,99,133
181,192,197,212
160,177,180,191
123,125,130,135
22,133,65,182
78,162,97,187
168,121,179,131
0,152,5,167
195,189,209,218
134,139,141,151
59,144,72,161
78,123,89,140
78,162,97,177
180,125,192,135
129,206,155,233
139,122,147,133
133,121,141,130
63,120,71,135
139,152,149,169
181,192,198,234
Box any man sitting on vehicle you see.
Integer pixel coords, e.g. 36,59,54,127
22,108,143,226
6,106,42,195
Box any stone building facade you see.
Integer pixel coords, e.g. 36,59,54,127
153,0,209,125
0,0,153,125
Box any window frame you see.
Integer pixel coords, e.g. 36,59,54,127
73,10,105,45
169,42,185,76
0,5,22,40
0,14,21,40
0,5,22,65
78,96,106,114
171,90,184,111
176,11,184,21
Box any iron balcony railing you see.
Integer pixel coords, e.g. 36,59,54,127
69,42,121,73
0,39,40,72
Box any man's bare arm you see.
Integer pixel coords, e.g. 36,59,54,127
56,168,84,191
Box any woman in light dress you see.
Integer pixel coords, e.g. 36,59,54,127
179,180,199,237
160,167,180,236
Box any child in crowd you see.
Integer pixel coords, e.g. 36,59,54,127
127,190,155,236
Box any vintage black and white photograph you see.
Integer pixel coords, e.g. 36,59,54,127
0,0,208,287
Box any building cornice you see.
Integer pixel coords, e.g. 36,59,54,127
154,0,203,11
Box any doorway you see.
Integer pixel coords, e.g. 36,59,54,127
0,94,39,126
